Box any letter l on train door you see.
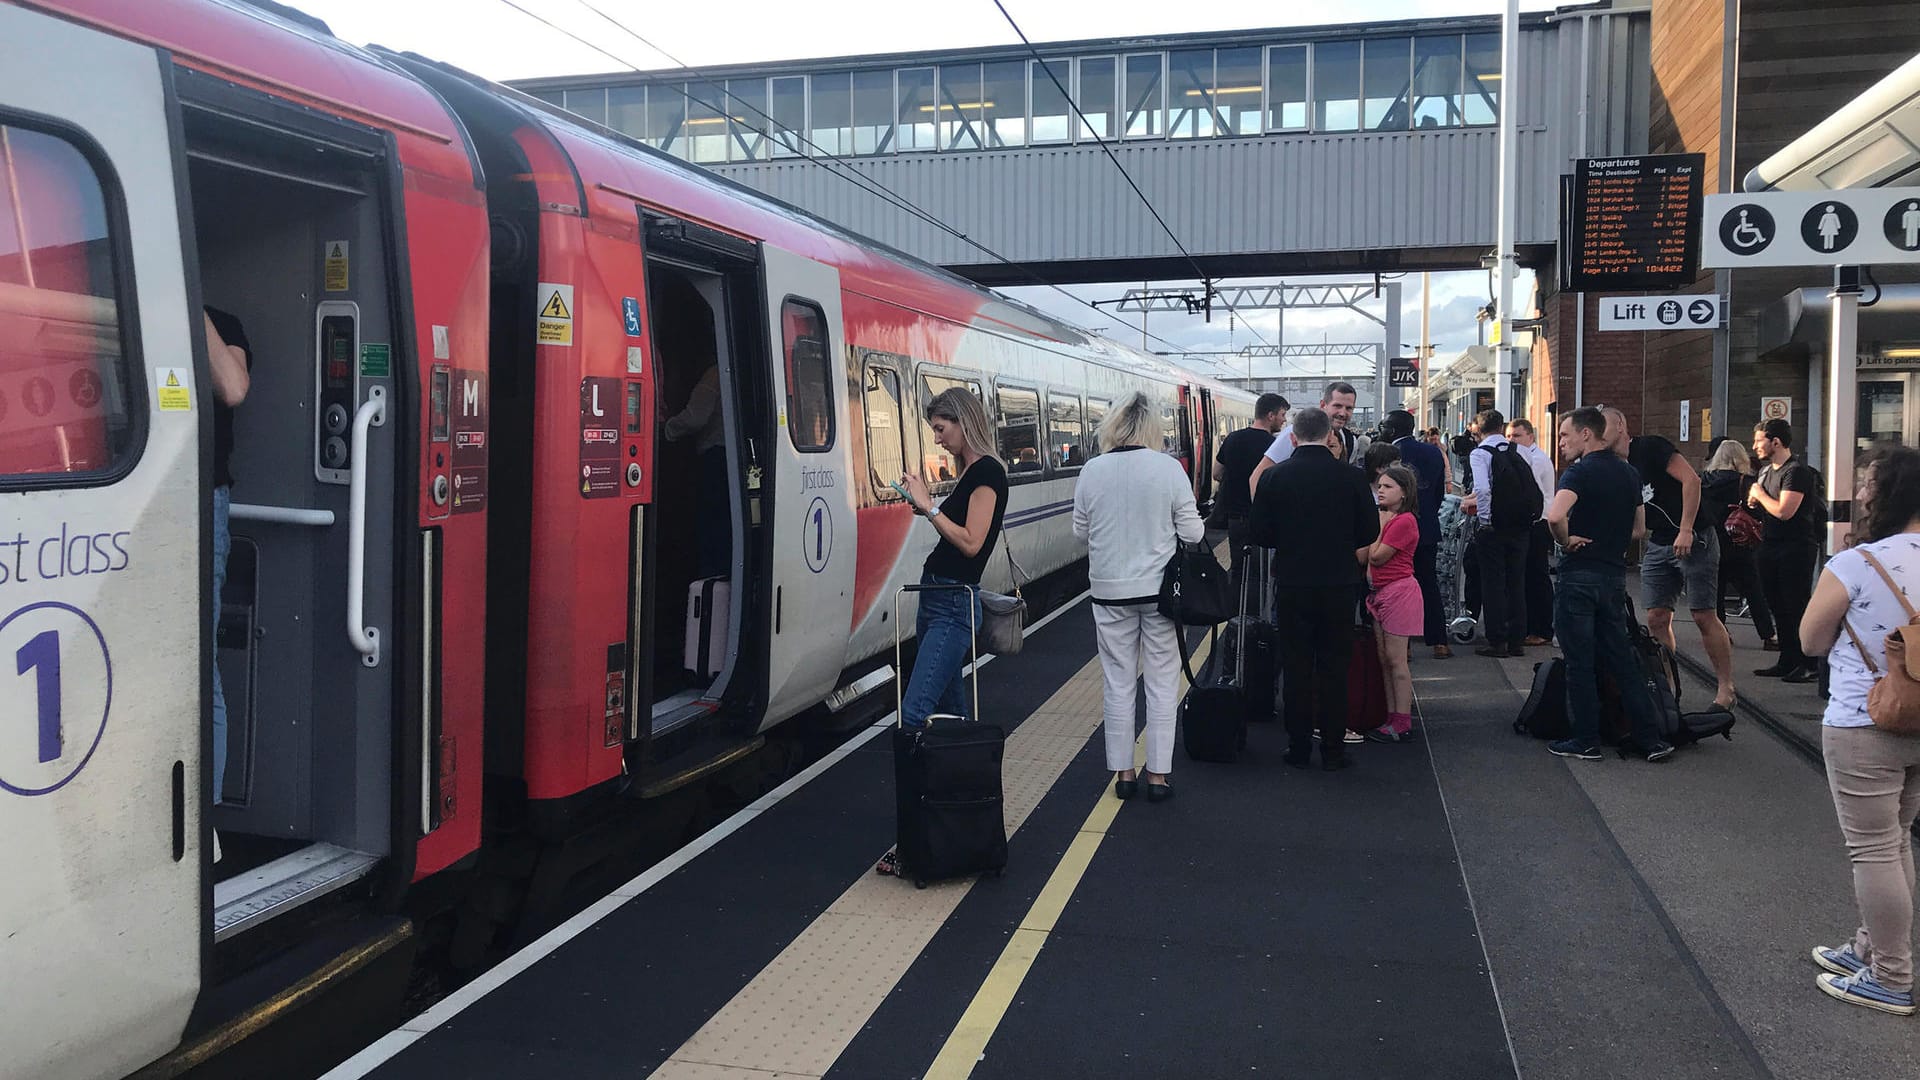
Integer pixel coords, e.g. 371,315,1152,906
0,8,204,1079
761,246,854,728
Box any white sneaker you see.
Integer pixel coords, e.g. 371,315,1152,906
1343,730,1364,744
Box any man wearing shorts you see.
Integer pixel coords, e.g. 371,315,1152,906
1606,408,1736,708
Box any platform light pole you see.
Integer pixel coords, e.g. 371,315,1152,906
1493,0,1521,419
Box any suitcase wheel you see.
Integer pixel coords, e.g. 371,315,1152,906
913,877,927,890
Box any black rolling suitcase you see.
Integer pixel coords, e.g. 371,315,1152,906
1180,624,1247,763
1218,547,1277,723
891,583,1008,889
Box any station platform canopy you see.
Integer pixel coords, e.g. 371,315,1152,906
1745,52,1920,191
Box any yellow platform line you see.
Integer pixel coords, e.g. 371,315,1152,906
924,634,1209,1080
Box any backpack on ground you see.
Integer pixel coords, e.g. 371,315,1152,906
1479,441,1543,530
1514,658,1569,740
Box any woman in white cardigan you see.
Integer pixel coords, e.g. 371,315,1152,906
1072,391,1206,803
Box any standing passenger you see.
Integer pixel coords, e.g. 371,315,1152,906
1212,393,1286,601
1382,409,1451,658
664,357,730,581
1461,410,1534,658
1075,392,1204,803
203,307,252,831
1364,465,1425,742
1250,407,1380,770
1701,438,1775,649
1797,446,1920,1017
1749,419,1824,683
1248,380,1370,495
1507,419,1558,646
878,388,1006,878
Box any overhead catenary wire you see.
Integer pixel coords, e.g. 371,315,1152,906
988,0,1276,353
488,0,1202,358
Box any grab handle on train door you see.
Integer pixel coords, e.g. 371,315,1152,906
348,385,387,667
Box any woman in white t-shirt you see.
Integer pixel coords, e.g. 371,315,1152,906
1800,448,1920,1016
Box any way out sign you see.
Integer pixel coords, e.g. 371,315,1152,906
1598,294,1725,331
1702,189,1920,268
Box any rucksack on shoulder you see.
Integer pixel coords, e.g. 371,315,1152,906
1480,442,1543,530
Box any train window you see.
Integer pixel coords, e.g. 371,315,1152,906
863,362,906,498
917,368,982,486
0,121,141,485
1084,397,1110,457
1160,402,1180,454
780,298,834,452
996,384,1042,476
1047,392,1085,471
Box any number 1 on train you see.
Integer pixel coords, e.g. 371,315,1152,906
813,506,825,563
16,630,62,763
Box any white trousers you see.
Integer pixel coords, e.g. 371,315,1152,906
1092,602,1181,774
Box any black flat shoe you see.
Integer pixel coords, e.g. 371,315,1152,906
1753,664,1793,678
1146,779,1174,803
1783,667,1821,684
1113,775,1138,800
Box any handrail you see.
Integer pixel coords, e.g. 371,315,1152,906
229,503,335,527
347,386,387,667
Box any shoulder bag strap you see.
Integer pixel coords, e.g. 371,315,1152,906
1001,542,1027,598
1858,549,1919,623
1843,619,1880,676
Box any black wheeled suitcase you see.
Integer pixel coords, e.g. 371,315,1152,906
891,584,1008,889
1218,547,1277,723
1180,626,1247,763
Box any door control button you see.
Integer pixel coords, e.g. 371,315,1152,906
323,436,349,469
433,474,450,506
626,462,642,488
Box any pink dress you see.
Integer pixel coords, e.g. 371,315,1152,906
1367,512,1426,638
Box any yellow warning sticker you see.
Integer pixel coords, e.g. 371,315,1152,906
324,240,349,292
156,367,193,411
536,282,574,346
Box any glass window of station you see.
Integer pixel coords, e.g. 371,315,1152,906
542,31,1501,163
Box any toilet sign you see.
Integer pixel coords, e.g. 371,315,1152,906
1702,190,1920,268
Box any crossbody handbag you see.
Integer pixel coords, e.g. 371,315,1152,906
1840,549,1920,735
978,544,1028,655
1158,538,1234,627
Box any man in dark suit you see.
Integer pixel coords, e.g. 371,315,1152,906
1250,407,1381,770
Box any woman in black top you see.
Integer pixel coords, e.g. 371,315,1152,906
895,387,1008,726
1701,438,1775,648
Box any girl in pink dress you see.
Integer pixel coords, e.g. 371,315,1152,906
1365,466,1426,741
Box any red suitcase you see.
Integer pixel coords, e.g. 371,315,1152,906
1346,634,1387,735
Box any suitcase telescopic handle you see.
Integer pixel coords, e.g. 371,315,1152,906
893,583,980,728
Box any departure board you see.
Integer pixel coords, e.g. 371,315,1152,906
1562,154,1705,291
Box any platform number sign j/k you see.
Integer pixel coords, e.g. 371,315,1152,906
1,602,113,797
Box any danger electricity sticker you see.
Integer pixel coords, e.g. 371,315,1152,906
537,282,574,346
155,367,193,411
324,240,349,292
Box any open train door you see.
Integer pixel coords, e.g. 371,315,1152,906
759,246,855,728
0,7,205,1079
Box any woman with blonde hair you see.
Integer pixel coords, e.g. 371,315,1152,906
1702,436,1774,648
1073,391,1204,802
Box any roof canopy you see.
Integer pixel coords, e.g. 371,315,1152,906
1746,52,1920,192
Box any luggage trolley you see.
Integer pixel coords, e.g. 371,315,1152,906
889,584,1008,888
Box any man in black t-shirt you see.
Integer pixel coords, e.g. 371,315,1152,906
1213,392,1286,601
1609,409,1736,709
1748,418,1822,681
202,308,252,843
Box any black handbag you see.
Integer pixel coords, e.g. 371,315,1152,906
1158,540,1234,626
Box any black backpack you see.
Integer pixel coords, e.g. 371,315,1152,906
1480,441,1543,531
1514,658,1569,740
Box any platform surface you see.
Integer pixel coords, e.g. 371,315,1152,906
326,596,1920,1080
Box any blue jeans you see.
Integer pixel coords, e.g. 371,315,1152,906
212,485,231,803
901,572,979,727
1555,565,1659,748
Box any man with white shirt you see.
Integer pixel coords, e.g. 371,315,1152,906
1248,381,1370,498
1460,409,1541,657
1508,419,1557,646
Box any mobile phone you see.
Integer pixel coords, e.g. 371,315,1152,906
889,479,913,503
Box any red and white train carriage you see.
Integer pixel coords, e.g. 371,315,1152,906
0,2,1254,1077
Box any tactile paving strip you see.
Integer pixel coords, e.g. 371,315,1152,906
650,644,1170,1080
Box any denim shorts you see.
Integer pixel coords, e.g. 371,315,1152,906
1641,526,1719,612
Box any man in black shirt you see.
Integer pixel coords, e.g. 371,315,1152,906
1608,409,1736,709
1547,407,1672,762
1250,407,1380,770
1213,392,1286,600
202,308,252,833
1748,419,1823,681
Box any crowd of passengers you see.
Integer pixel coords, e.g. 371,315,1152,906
878,380,1920,1019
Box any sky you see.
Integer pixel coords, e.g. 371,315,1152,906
289,0,1552,381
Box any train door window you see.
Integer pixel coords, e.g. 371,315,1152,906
780,297,833,451
0,121,140,482
863,360,906,499
1084,397,1110,457
996,383,1042,477
1160,401,1179,454
917,368,981,487
1047,391,1085,471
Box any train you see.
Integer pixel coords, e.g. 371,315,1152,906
0,1,1259,1077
